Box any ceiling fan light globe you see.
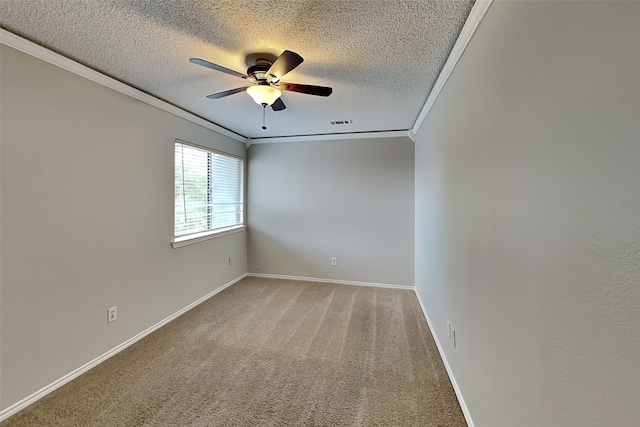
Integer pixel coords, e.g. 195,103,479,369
246,85,281,106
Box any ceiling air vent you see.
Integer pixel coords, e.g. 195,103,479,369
331,119,353,125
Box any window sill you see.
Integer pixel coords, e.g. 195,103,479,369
171,225,246,248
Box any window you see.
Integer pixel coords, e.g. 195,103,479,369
173,140,244,246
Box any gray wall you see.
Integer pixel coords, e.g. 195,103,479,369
0,45,247,410
247,138,414,286
414,2,640,426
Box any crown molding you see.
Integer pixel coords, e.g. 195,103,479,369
411,0,494,135
0,29,248,144
2,0,491,148
247,129,413,146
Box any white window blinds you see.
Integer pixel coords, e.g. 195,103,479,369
174,141,244,238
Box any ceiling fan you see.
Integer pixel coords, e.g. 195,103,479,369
190,50,332,129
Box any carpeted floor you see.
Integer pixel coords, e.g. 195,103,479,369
2,277,466,426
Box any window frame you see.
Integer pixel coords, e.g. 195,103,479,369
172,139,245,248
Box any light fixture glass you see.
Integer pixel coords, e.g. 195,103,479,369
246,85,281,106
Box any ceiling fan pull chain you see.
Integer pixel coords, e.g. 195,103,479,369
262,105,267,130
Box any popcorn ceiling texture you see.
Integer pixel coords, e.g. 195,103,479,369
0,0,474,138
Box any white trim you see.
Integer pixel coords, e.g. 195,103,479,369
413,289,475,427
1,0,491,148
247,130,412,146
0,29,247,144
411,0,494,134
247,273,413,290
172,225,246,248
0,274,248,422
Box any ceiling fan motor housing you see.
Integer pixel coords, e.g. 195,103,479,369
191,50,331,117
247,59,276,85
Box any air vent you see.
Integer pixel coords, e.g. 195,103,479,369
331,119,353,125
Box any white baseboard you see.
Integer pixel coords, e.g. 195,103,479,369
247,273,414,290
413,290,475,427
0,273,247,422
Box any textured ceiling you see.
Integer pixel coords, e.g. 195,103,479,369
0,0,474,139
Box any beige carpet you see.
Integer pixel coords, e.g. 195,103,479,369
2,277,466,426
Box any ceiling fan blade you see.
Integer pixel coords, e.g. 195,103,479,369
271,97,286,111
206,87,249,99
266,50,304,82
275,82,332,97
190,58,247,79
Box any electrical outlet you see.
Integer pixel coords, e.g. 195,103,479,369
331,257,338,266
108,307,117,323
447,320,452,338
